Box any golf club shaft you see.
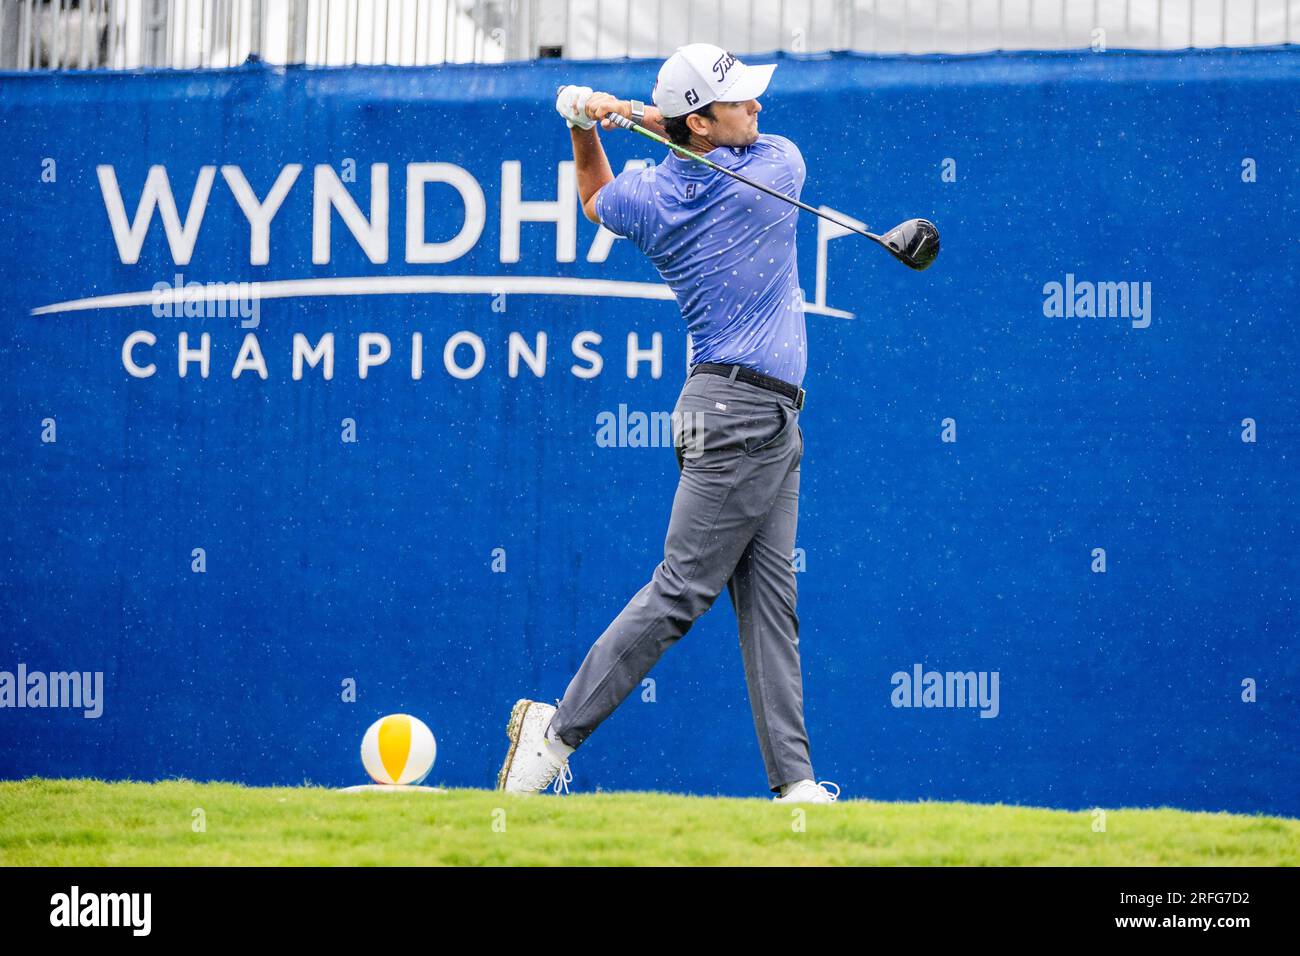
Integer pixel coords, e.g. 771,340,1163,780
604,112,888,244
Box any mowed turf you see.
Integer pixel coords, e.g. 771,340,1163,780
0,778,1295,866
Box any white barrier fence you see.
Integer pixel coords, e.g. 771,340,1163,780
1,0,1295,70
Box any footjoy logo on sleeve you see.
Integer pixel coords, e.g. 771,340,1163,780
890,664,1000,718
50,886,151,936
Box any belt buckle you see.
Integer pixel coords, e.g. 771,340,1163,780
794,387,805,410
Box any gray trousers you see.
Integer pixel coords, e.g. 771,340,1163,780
549,367,814,792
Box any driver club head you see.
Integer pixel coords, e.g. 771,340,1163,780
877,218,940,271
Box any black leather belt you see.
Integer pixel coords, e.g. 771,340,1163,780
689,362,805,410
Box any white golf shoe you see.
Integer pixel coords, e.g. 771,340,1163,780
772,779,841,804
496,699,574,795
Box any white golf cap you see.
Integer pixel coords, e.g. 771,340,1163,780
651,44,777,119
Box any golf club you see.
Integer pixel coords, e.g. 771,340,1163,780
576,100,940,271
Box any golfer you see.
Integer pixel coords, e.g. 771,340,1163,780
496,43,838,804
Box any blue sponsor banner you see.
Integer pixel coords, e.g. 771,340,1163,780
0,49,1296,815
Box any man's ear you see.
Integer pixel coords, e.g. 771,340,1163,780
686,112,709,138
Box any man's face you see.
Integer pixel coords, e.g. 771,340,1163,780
701,98,762,146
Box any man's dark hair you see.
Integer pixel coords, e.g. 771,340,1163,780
663,102,716,148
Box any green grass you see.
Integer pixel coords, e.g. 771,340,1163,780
0,778,1295,866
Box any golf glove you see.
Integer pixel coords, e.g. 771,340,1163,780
556,84,596,130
